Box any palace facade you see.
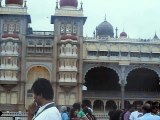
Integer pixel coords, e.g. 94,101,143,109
0,0,160,112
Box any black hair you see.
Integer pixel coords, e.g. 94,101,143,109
31,78,54,100
72,102,81,111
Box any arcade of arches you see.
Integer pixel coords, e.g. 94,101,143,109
83,66,160,112
25,66,50,108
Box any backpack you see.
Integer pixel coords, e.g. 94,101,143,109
86,114,96,120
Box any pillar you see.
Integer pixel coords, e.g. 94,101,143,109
119,65,127,109
120,83,125,109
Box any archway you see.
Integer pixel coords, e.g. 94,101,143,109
93,100,104,112
105,100,117,111
84,66,120,91
126,68,160,92
25,66,50,109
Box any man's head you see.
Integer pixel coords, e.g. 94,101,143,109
31,78,54,106
142,103,151,114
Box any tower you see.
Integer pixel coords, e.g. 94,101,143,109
51,0,87,105
0,0,31,110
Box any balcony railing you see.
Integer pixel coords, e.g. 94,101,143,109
83,91,160,100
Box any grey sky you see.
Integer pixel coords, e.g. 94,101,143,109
2,0,160,39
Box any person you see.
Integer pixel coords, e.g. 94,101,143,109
27,78,61,120
83,107,96,120
0,111,3,116
124,105,134,120
70,107,79,120
137,103,160,120
61,106,70,120
129,104,143,120
151,101,159,115
111,109,123,120
72,102,89,120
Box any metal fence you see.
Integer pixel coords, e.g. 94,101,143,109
0,112,109,120
0,112,28,120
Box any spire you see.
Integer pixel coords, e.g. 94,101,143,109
80,1,83,10
115,27,118,38
56,0,58,9
153,32,159,39
104,14,106,21
24,0,27,7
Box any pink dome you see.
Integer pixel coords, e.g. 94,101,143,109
5,0,23,5
120,32,127,37
60,0,78,8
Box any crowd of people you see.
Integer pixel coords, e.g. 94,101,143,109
108,101,160,120
60,103,96,120
27,78,96,120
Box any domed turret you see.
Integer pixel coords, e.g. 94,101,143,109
5,0,23,6
120,31,127,38
96,19,114,38
60,0,78,8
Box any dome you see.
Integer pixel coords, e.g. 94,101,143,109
5,0,23,6
96,20,114,38
60,0,78,8
120,31,127,38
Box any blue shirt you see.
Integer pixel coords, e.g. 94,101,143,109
137,113,160,120
62,112,69,120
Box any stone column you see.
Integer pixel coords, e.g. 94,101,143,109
120,82,125,109
119,65,127,109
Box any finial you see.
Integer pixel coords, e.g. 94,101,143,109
24,0,27,7
56,0,58,9
104,14,106,21
80,1,83,10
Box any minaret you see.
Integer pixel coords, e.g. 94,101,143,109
115,27,118,38
51,0,87,106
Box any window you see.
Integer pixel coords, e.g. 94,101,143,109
88,51,97,56
3,24,8,32
15,24,20,32
130,52,140,58
121,52,128,56
73,25,77,34
141,53,150,58
45,39,51,45
37,39,43,45
152,53,159,58
66,24,72,34
9,24,15,32
28,40,34,45
99,51,108,56
110,52,119,56
60,24,65,34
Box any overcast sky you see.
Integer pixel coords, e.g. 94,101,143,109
3,0,160,39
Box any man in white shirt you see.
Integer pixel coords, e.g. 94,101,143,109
129,104,143,120
27,78,61,120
